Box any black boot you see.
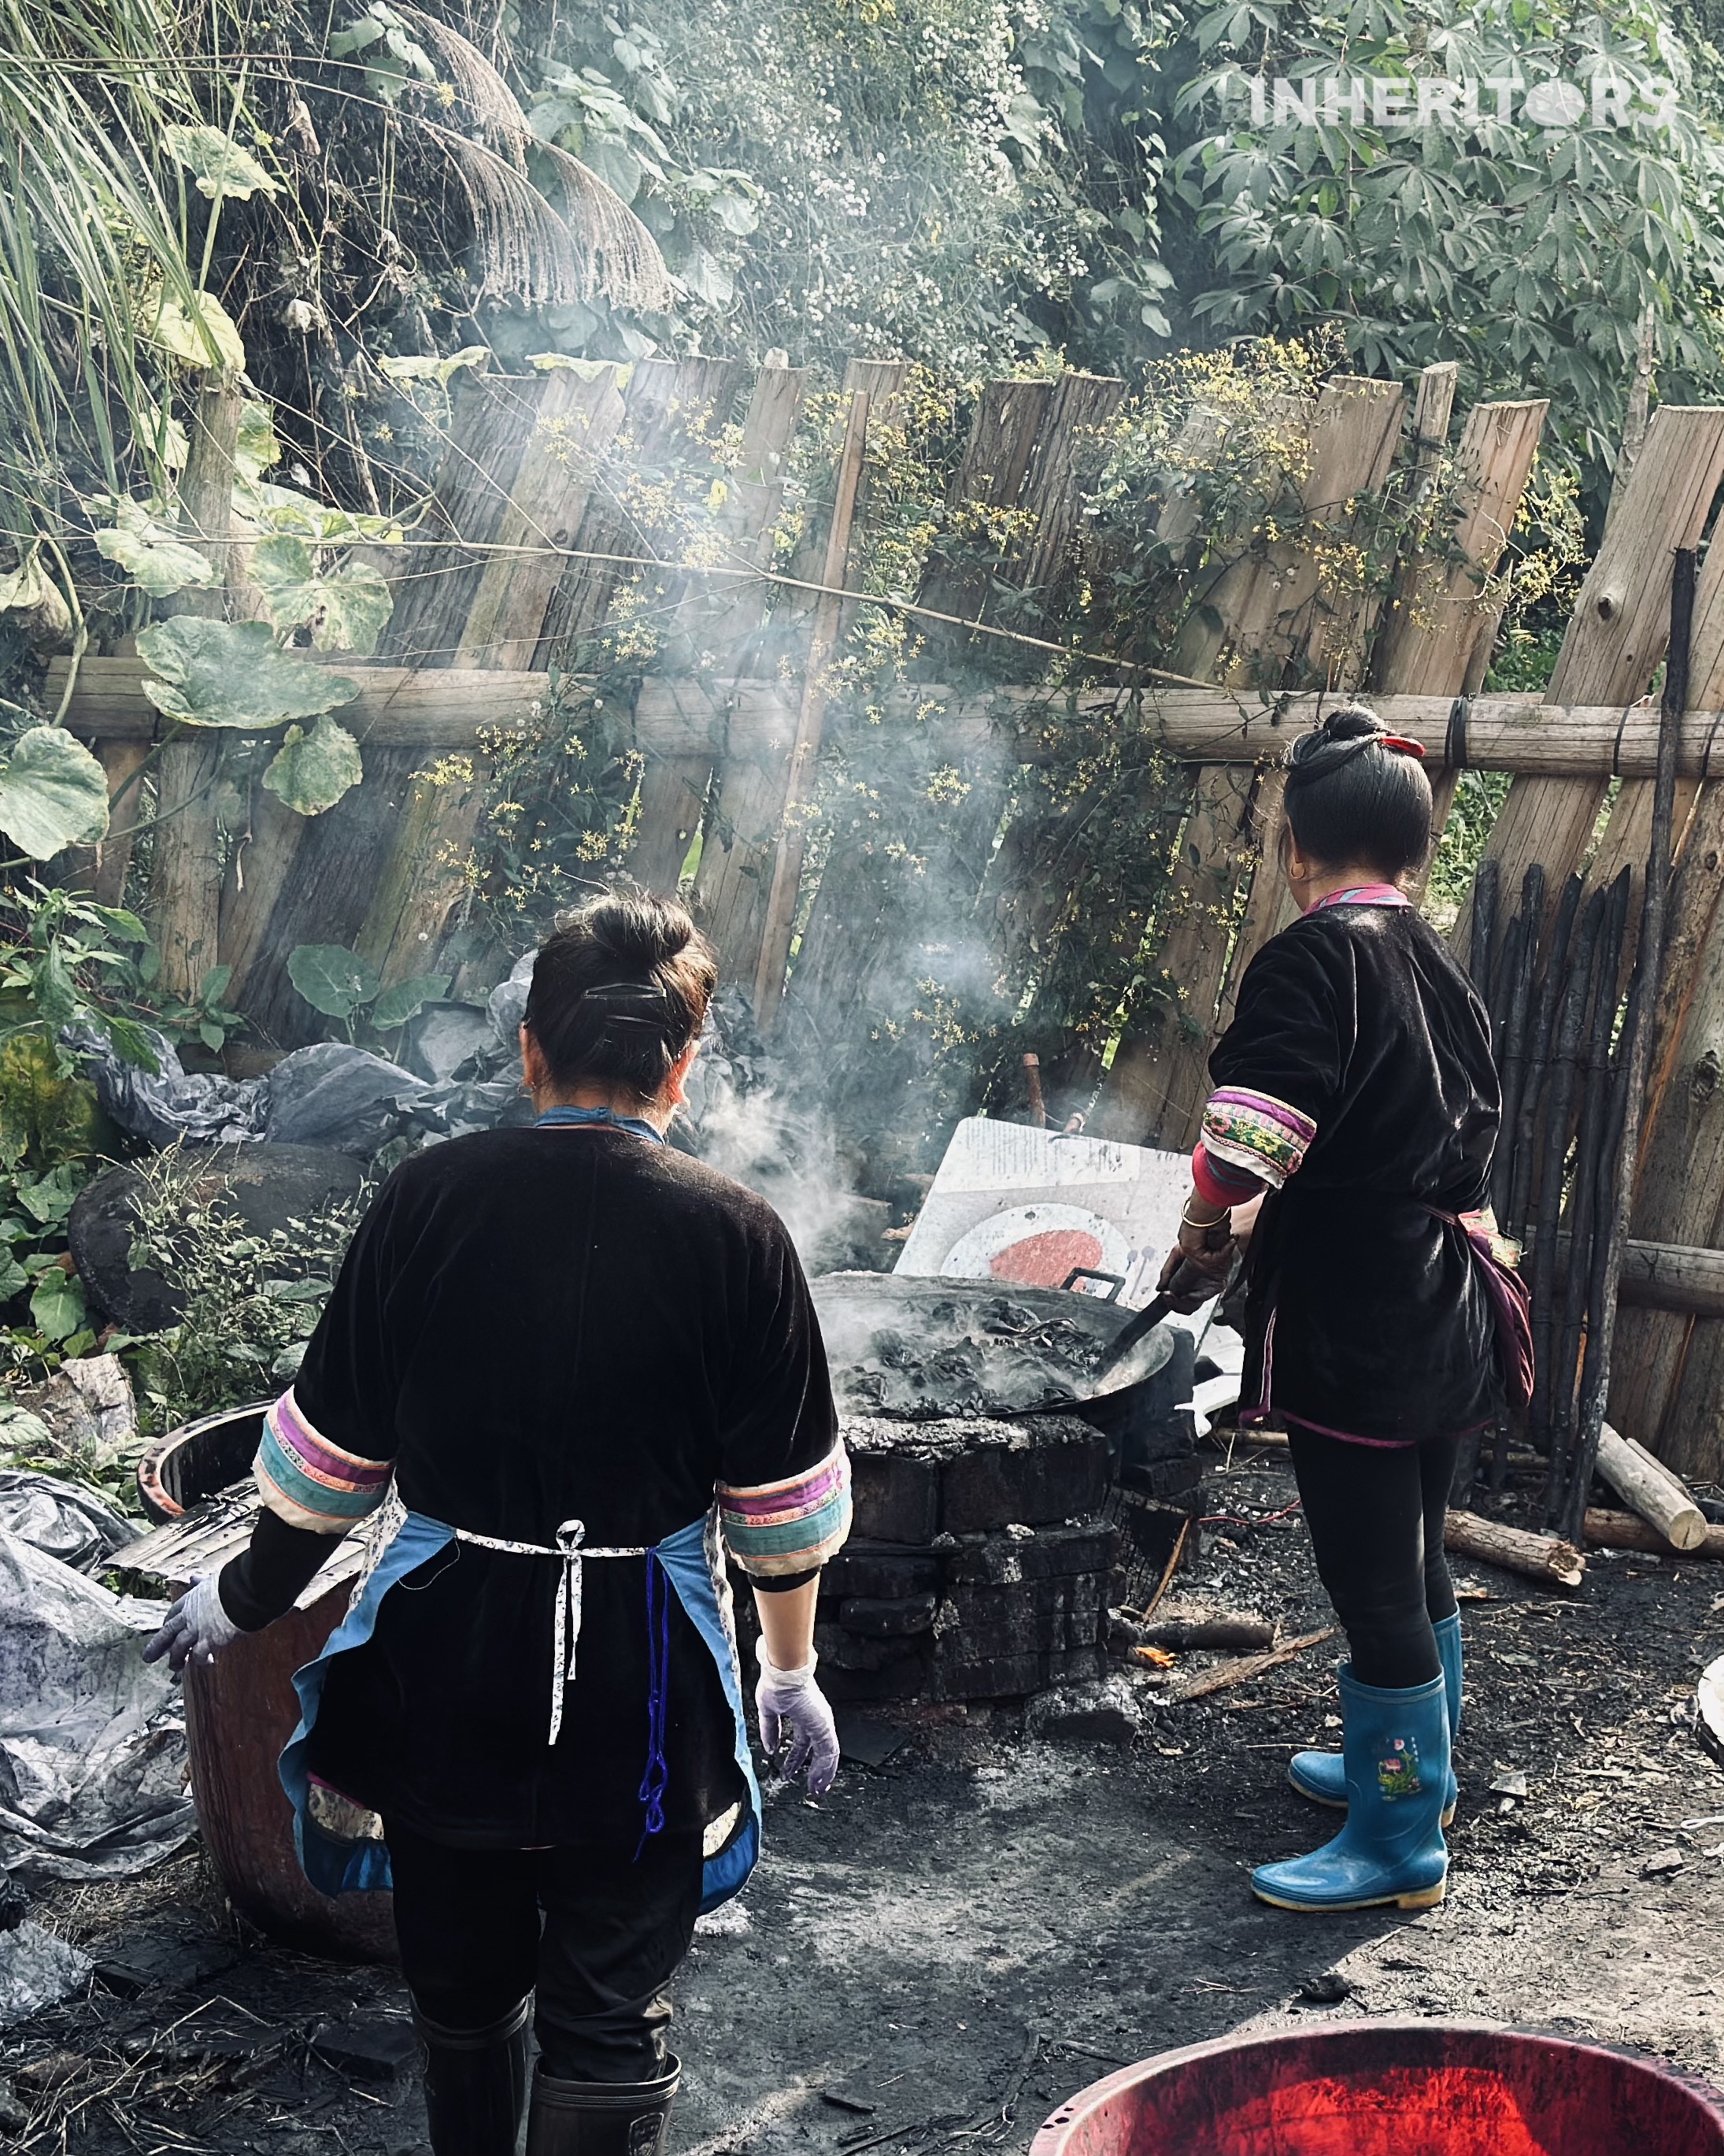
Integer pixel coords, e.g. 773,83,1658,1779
524,2056,680,2156
413,1995,531,2156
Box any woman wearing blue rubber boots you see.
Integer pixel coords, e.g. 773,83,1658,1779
1161,706,1514,1914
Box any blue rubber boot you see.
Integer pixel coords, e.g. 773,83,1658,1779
1289,1613,1462,1825
1252,1666,1449,1913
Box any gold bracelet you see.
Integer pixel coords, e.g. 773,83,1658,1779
1181,1207,1226,1232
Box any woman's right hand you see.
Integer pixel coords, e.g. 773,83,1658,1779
755,1639,839,1796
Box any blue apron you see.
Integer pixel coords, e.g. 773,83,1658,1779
278,1499,763,1914
279,1106,762,1912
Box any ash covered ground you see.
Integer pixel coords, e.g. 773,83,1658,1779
7,1435,1724,2154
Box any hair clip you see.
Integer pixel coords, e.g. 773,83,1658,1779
1378,734,1426,759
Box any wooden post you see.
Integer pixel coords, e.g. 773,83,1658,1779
751,390,870,1028
151,372,242,1002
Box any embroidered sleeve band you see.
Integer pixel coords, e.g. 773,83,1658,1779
1192,1139,1263,1209
1201,1086,1318,1190
719,1443,853,1578
255,1389,394,1534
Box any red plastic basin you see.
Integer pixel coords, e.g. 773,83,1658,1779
1030,2021,1724,2156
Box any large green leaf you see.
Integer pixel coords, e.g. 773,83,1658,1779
92,499,218,599
29,1267,87,1343
0,728,109,860
163,124,279,201
370,973,452,1030
0,557,71,634
142,287,246,372
287,943,379,1021
253,538,394,654
262,715,364,815
379,346,492,385
236,401,283,483
137,619,360,730
235,480,405,545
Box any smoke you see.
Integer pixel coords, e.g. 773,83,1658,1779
681,990,886,1274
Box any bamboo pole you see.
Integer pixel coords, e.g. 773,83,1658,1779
752,388,871,1028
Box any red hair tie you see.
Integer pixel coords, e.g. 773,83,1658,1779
1378,734,1426,759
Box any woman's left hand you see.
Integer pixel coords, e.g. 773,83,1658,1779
142,1575,240,1676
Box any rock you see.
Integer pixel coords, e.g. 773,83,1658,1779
1642,1848,1685,1877
1489,1769,1529,1800
69,1143,364,1330
1024,1673,1142,1743
0,1924,92,2028
1297,1970,1353,2005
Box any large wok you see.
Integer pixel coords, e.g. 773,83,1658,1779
811,1272,1175,1421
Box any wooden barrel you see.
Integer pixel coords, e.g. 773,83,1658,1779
139,1405,398,1963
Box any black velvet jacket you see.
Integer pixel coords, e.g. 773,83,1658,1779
1210,901,1501,1443
221,1124,837,1847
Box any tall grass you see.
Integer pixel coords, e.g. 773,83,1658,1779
0,0,221,567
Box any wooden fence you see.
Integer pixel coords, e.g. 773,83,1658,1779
43,360,1724,1479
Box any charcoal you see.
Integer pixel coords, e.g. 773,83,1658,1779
940,1417,1108,1532
931,1647,1103,1700
944,1522,1117,1587
934,1574,1108,1667
310,2014,419,2084
821,1543,943,1601
839,1594,938,1638
849,1452,940,1543
814,1622,928,1674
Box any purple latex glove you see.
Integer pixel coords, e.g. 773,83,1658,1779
754,1636,839,1796
142,1573,239,1676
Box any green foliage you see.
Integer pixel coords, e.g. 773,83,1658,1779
137,618,361,732
1425,768,1512,930
287,941,449,1043
124,1151,367,1430
263,714,367,816
0,726,109,859
1167,0,1724,472
252,538,394,655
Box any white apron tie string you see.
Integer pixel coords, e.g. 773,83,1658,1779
453,1517,649,1745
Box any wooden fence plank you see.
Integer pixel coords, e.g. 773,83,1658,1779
1386,398,1550,905
1100,376,1408,1147
628,361,808,899
1452,406,1724,967
783,373,1109,1144
1607,539,1724,1469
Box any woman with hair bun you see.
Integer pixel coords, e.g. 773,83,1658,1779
145,890,849,2156
1160,706,1510,1916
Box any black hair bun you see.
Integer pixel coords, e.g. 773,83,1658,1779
1287,703,1386,778
583,891,697,979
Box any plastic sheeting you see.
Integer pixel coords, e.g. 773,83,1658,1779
0,1528,194,1883
0,1471,137,1575
0,1921,91,2028
73,1022,532,1159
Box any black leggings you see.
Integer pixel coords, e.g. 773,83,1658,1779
384,1817,704,2082
1286,1426,1459,1689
